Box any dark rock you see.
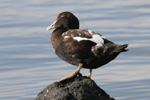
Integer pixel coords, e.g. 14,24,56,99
35,74,115,100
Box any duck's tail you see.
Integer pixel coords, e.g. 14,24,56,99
114,44,128,53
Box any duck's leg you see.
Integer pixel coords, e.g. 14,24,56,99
60,63,83,81
87,69,92,78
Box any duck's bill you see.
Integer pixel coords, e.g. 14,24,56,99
47,20,58,30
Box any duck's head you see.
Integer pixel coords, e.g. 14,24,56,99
47,12,79,30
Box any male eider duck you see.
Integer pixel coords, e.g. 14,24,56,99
47,12,128,81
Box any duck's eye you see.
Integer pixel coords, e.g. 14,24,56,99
61,16,66,18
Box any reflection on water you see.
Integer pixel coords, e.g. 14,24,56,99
0,0,150,100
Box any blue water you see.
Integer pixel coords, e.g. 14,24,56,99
0,0,150,100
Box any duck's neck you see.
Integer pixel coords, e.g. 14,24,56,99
51,28,68,50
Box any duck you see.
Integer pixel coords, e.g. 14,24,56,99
47,11,128,81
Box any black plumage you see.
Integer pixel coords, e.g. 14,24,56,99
47,12,128,81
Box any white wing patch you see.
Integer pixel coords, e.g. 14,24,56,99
63,29,104,46
91,35,104,46
73,34,104,46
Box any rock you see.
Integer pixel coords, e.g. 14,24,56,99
35,74,115,100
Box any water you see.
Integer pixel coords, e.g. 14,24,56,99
0,0,150,100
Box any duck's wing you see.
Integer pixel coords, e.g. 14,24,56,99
56,29,106,59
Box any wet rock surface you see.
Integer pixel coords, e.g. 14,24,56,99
35,74,115,100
